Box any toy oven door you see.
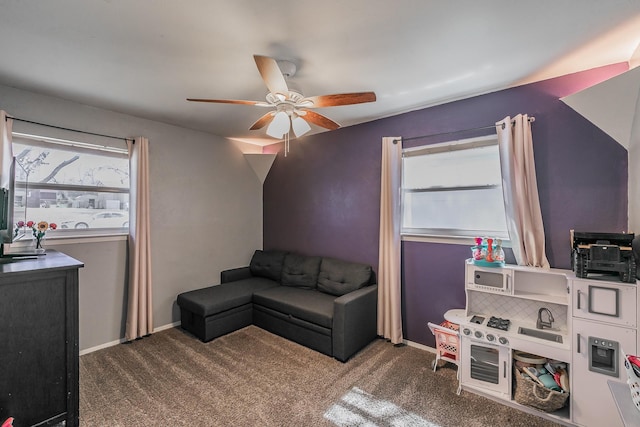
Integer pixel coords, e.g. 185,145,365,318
460,336,511,398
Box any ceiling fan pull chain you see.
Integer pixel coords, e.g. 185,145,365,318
284,131,289,157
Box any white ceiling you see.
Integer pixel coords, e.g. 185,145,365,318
1,1,640,146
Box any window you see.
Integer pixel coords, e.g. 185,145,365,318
401,135,508,239
12,132,129,235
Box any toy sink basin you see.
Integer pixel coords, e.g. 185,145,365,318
518,327,563,343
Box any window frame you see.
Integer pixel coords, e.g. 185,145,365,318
400,134,510,243
11,132,130,239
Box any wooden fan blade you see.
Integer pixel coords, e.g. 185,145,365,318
249,112,275,130
302,92,376,108
301,110,340,130
253,55,289,96
187,98,268,106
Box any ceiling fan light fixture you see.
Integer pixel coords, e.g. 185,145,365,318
292,115,311,137
187,55,377,146
266,110,290,138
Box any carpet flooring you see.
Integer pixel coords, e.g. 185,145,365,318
79,326,561,426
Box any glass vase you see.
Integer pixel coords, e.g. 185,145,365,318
34,235,45,253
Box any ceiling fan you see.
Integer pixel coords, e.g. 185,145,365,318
187,55,377,140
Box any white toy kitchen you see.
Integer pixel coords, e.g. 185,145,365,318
455,259,639,426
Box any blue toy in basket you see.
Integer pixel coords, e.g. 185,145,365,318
472,237,505,267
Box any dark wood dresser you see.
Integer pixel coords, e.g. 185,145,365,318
0,251,83,427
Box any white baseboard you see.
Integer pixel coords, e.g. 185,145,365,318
403,339,437,354
80,324,429,357
80,337,123,356
155,321,181,332
79,321,181,356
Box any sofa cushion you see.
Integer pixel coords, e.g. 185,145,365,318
250,250,287,282
281,253,321,289
252,287,335,329
317,257,372,296
177,277,278,317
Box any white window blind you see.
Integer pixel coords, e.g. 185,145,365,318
401,135,508,239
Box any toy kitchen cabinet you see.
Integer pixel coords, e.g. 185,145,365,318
460,260,572,425
570,277,637,427
458,260,640,427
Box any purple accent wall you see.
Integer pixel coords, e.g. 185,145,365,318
264,64,629,347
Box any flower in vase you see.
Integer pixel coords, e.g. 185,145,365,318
25,220,57,249
13,220,25,238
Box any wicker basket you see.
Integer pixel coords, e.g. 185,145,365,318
513,366,569,412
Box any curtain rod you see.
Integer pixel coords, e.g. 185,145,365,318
393,116,535,144
6,116,135,143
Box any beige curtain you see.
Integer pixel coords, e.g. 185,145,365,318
0,111,14,189
378,136,403,344
496,115,549,268
125,136,153,341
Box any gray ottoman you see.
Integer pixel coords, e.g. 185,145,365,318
177,277,278,342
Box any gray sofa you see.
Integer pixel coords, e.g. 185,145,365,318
176,250,378,362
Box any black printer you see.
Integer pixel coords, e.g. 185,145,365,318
571,231,636,283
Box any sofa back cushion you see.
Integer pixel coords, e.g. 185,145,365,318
281,253,322,289
250,250,287,282
317,257,372,296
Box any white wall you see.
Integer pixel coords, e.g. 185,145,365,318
560,66,639,233
630,89,640,234
0,84,264,351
